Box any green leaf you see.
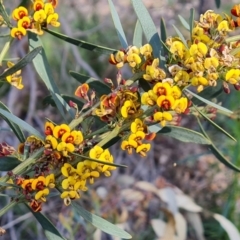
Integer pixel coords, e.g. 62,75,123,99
28,33,74,121
0,2,11,27
197,118,240,172
28,206,66,240
192,103,236,142
108,0,128,49
160,18,167,43
150,125,211,144
72,152,127,168
70,71,111,96
0,40,11,65
133,20,143,47
43,94,84,109
178,15,190,30
185,88,232,114
215,0,221,8
230,46,240,56
0,156,21,171
44,28,117,55
0,108,43,140
190,84,223,106
72,202,132,239
0,47,42,78
172,25,189,49
189,8,195,41
130,0,161,58
139,78,151,92
0,101,25,142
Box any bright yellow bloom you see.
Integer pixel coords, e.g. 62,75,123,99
44,3,54,15
109,50,126,68
12,7,28,20
129,131,145,145
192,26,211,43
140,44,153,58
18,16,31,29
157,95,175,110
121,139,138,154
225,69,240,84
131,118,145,133
189,42,208,58
141,90,157,106
136,143,151,157
191,76,208,86
34,0,45,11
45,135,58,149
35,188,49,202
172,97,188,114
61,130,83,145
171,86,182,99
153,82,172,97
53,124,70,139
45,121,55,135
204,57,219,70
10,27,26,40
170,41,186,59
89,145,104,159
121,100,136,118
61,190,80,206
57,142,75,156
45,174,55,188
61,163,75,177
33,9,47,23
218,20,231,35
5,62,24,89
153,111,173,127
47,13,60,27
127,53,141,68
174,70,189,86
32,176,45,190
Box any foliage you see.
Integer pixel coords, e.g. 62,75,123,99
0,0,240,239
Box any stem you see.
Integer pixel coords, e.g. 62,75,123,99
84,124,110,139
226,35,240,43
0,200,17,218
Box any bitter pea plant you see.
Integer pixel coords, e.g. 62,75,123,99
0,0,240,239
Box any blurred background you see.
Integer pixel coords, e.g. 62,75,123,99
0,0,240,239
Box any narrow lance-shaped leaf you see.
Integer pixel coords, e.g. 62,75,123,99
130,0,161,58
215,0,221,8
178,15,190,30
0,2,11,27
28,33,74,121
108,0,128,49
0,101,25,142
189,8,195,41
0,47,42,78
149,124,211,145
28,205,66,240
133,20,143,47
0,108,43,139
44,28,117,55
0,157,21,171
197,117,240,172
72,202,132,239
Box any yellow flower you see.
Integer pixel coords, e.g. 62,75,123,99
141,90,157,106
129,131,145,145
61,130,83,145
140,43,153,58
153,111,173,127
12,6,28,20
32,176,46,190
10,27,26,40
218,20,231,35
174,70,189,86
109,50,126,68
47,13,60,27
45,174,55,188
33,9,47,23
136,143,151,157
127,53,141,68
171,86,182,99
225,69,240,84
153,82,172,97
61,163,75,177
131,118,145,133
189,42,208,58
192,26,211,43
44,3,54,15
170,41,186,59
5,62,24,89
45,121,55,135
89,145,104,159
204,57,219,70
121,100,136,118
35,188,49,202
18,16,31,29
53,124,70,139
61,190,80,206
191,76,208,86
121,139,138,154
57,142,75,156
34,0,45,11
172,97,188,114
157,95,175,110
45,135,58,149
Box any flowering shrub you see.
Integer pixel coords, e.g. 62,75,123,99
0,0,240,239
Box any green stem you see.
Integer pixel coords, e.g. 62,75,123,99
226,35,240,43
0,200,17,217
84,124,110,139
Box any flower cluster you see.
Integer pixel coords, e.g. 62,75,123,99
44,122,83,158
121,118,152,157
11,0,59,39
60,145,116,205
